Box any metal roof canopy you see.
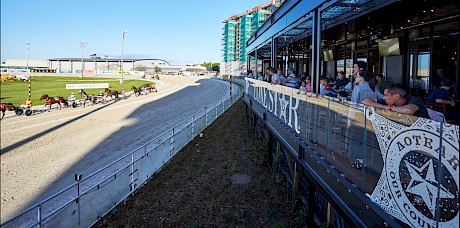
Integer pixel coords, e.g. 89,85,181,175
247,0,397,54
48,58,167,62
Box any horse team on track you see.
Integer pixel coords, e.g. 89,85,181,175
1,83,157,119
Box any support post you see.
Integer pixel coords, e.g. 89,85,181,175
230,75,233,96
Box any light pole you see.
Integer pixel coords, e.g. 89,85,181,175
27,43,31,98
120,30,127,84
80,42,87,78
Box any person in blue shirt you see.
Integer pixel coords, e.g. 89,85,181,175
257,71,264,81
427,77,455,107
319,77,338,97
350,70,376,104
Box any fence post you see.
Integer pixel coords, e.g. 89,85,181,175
75,174,82,225
307,180,316,227
170,128,174,157
230,75,232,96
131,153,134,192
205,107,208,126
222,97,225,112
192,114,195,138
38,205,42,228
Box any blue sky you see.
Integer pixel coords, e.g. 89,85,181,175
1,0,268,65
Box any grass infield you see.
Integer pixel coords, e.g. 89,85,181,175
0,76,152,106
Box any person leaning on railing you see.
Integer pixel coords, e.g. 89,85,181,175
362,84,429,119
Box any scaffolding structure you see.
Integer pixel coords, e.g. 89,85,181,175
251,10,267,34
238,15,253,62
221,1,276,76
223,20,236,62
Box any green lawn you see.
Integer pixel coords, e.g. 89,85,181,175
0,76,153,105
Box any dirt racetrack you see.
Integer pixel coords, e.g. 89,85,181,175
0,76,232,222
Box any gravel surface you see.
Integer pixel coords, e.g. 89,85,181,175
0,76,231,222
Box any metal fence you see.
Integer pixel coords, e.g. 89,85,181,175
2,78,243,228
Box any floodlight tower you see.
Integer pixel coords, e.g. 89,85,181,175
80,42,88,78
120,30,127,84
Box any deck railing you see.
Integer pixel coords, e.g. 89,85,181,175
243,78,459,227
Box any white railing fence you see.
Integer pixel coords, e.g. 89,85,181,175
2,79,244,228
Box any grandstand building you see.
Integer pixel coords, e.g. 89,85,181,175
220,0,285,76
1,58,205,75
47,58,169,74
242,0,458,226
0,59,49,73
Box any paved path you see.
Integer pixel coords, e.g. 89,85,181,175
0,76,231,222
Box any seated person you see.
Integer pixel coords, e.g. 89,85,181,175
277,69,286,86
297,81,307,94
305,76,312,92
432,68,452,89
334,71,349,90
362,85,429,119
21,97,32,107
269,68,279,85
99,91,104,97
427,78,455,107
284,68,297,88
320,77,338,97
68,92,76,101
375,73,387,94
257,72,264,81
247,70,254,79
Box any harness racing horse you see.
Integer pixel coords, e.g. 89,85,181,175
144,84,152,94
78,89,95,107
131,86,141,97
39,94,67,110
104,88,119,101
146,83,158,93
1,103,19,119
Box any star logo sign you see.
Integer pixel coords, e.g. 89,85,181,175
404,159,455,217
279,93,288,123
